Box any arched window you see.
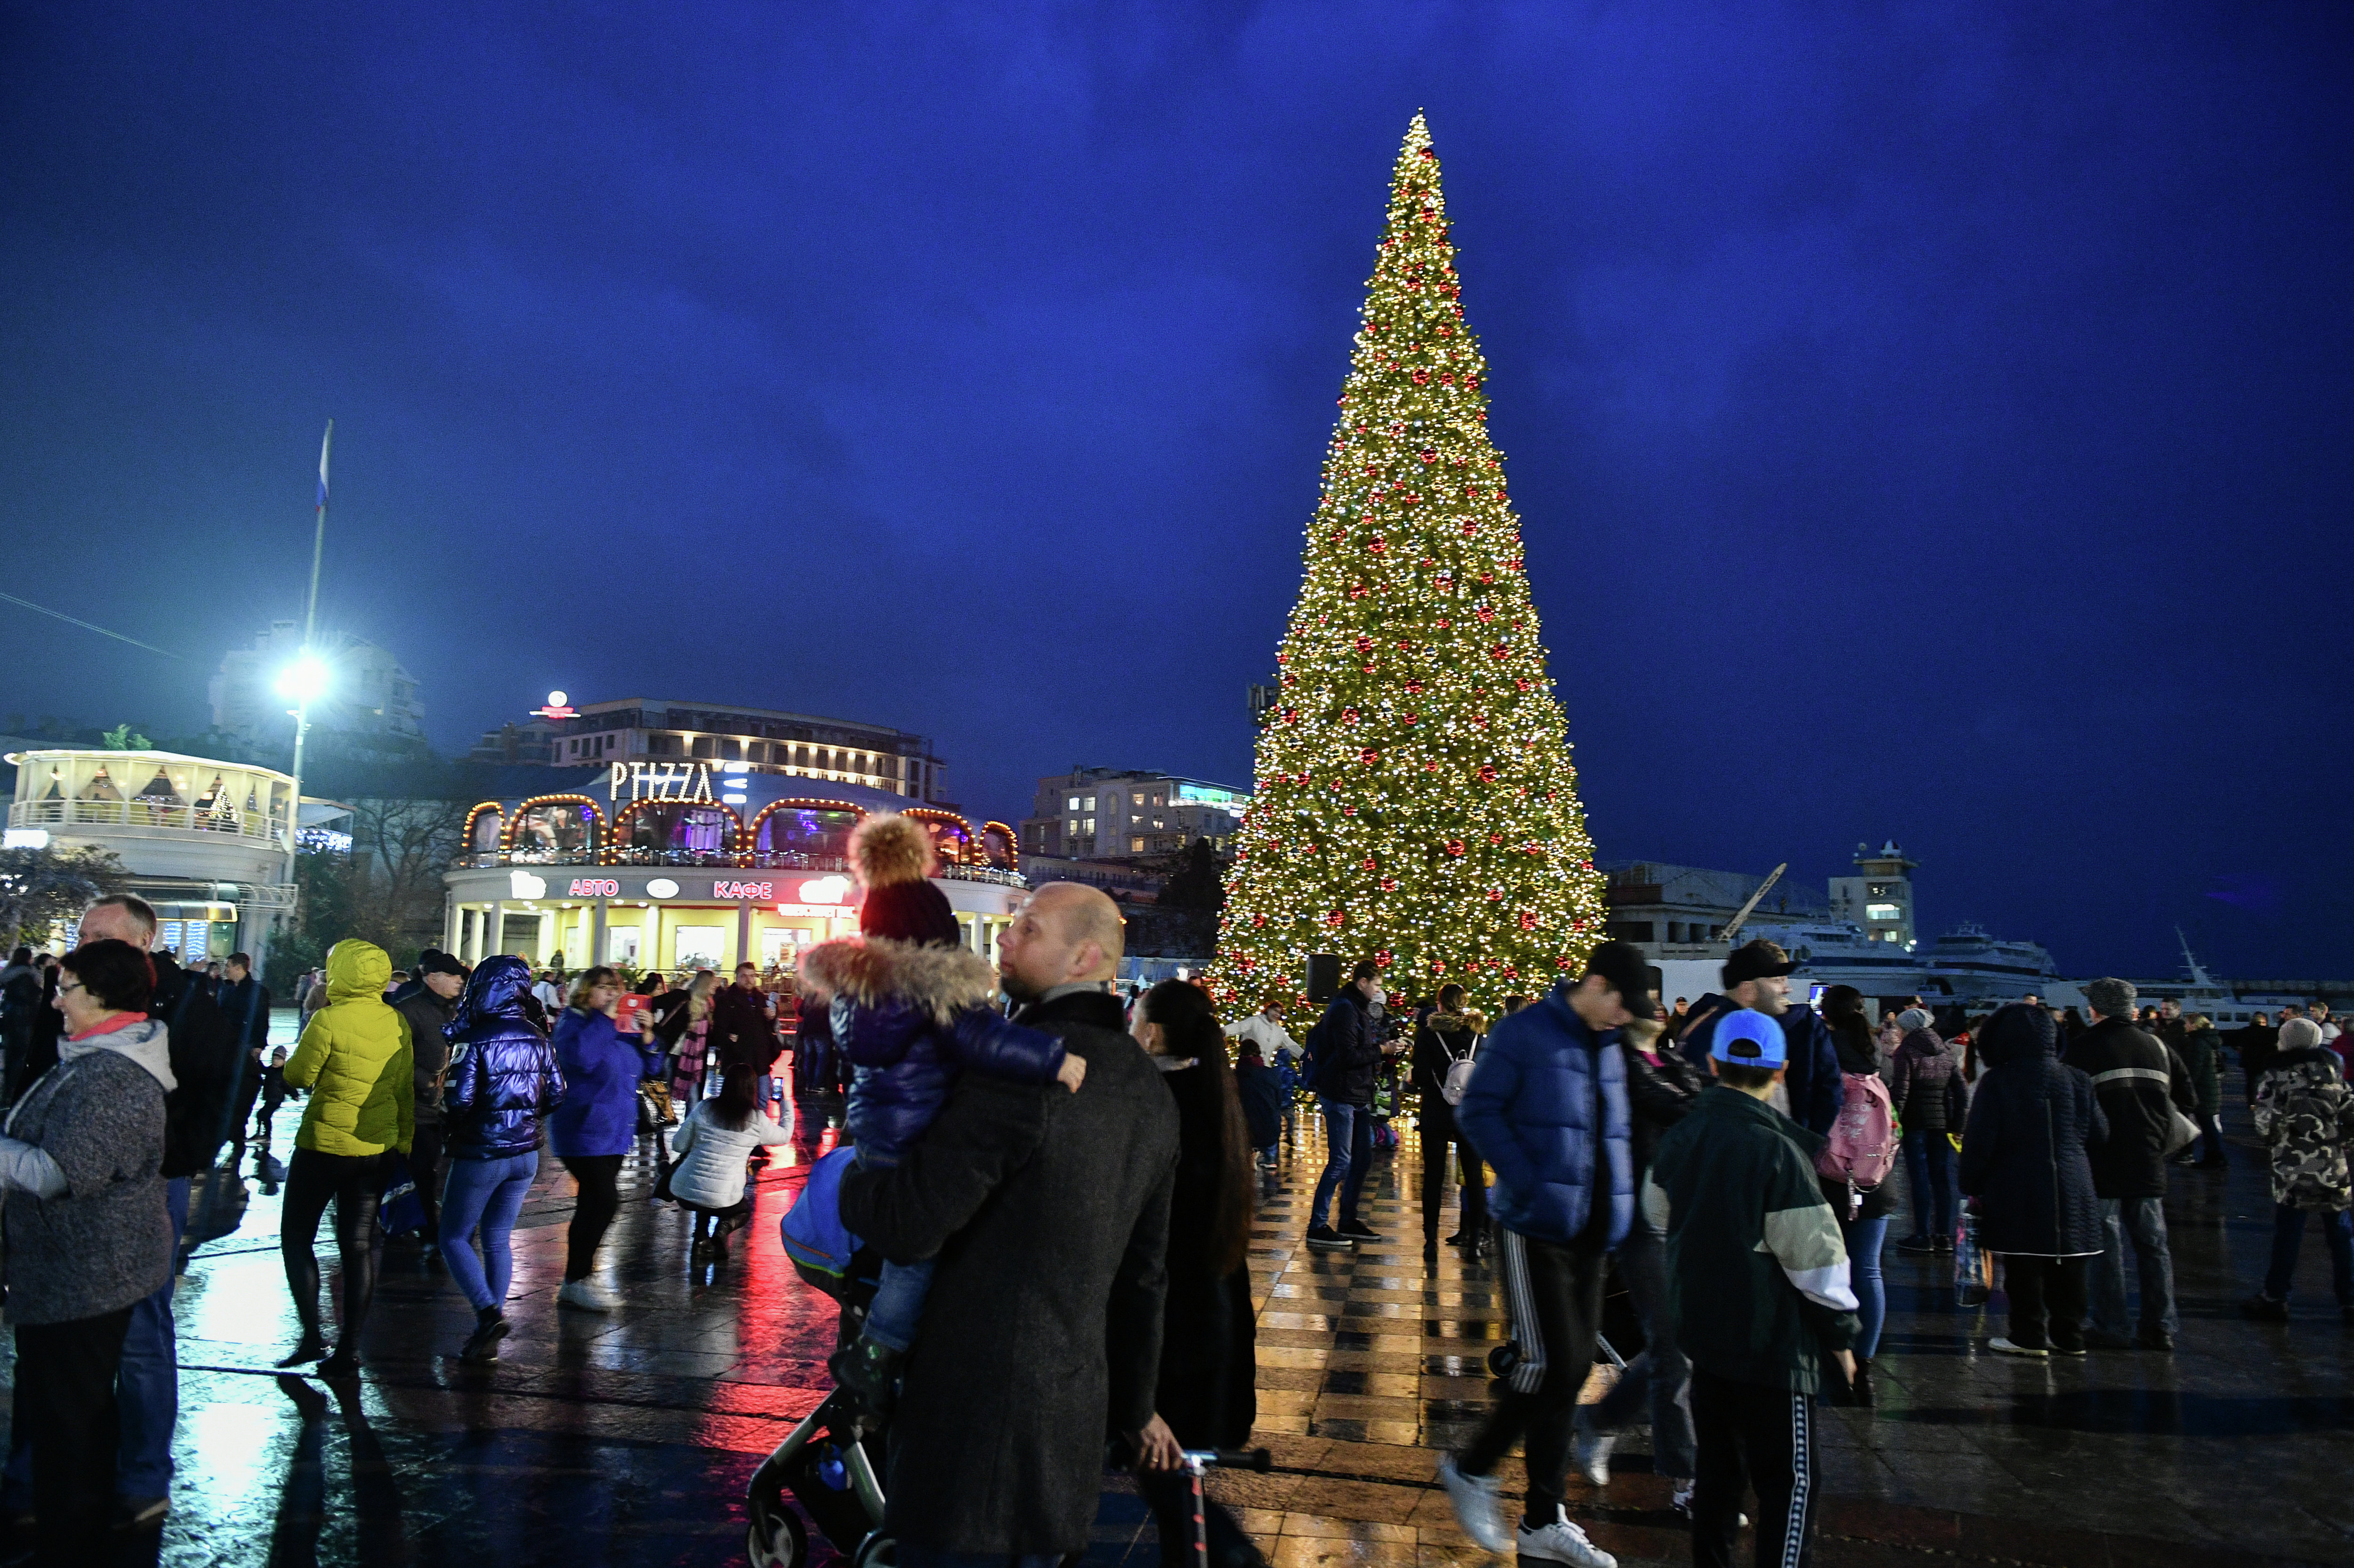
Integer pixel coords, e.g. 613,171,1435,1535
981,822,1018,872
750,802,864,869
612,800,740,865
907,809,974,866
465,804,505,860
506,796,598,862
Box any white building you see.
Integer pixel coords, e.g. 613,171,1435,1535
1828,840,1919,949
1020,768,1249,860
210,621,424,753
2,748,341,969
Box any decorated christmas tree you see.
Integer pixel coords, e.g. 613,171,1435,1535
1209,113,1607,1013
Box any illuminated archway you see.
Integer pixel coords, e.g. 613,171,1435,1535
608,797,742,865
463,802,505,860
981,820,1019,873
501,795,600,862
746,799,866,868
904,807,975,867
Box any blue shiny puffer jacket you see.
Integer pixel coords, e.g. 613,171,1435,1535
1456,982,1635,1247
798,936,1065,1163
442,956,566,1160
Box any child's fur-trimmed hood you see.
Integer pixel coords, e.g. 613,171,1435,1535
798,936,999,1026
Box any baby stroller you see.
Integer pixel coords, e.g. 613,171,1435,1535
750,1148,892,1568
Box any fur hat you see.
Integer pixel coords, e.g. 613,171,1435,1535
852,813,935,889
2085,977,2137,1020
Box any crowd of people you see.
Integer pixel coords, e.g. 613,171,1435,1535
0,871,2347,1567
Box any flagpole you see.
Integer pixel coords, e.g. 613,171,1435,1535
284,419,331,890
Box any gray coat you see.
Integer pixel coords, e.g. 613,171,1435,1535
3,1023,173,1324
838,987,1178,1557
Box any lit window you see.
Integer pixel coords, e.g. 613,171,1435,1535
1084,796,1096,811
1866,903,1901,921
1130,836,1145,852
1068,819,1079,838
1067,796,1080,811
1084,817,1096,833
1132,792,1145,806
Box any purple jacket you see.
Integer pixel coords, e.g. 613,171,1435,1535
798,936,1064,1163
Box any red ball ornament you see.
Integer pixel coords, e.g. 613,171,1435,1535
1490,643,1509,660
1519,911,1537,931
1445,840,1466,857
1380,877,1398,892
1354,635,1373,653
1326,909,1346,927
1460,521,1479,537
1360,748,1379,766
1406,679,1424,694
1478,765,1498,784
1375,951,1393,968
1342,708,1360,725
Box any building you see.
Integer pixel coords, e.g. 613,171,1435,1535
210,621,423,753
2,746,352,971
1602,860,1829,951
467,696,950,804
1829,840,1919,948
1019,767,1250,860
441,761,1022,973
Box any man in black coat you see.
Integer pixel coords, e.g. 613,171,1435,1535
2064,978,2196,1351
1304,960,1394,1251
838,882,1180,1567
216,952,272,1160
68,895,241,1522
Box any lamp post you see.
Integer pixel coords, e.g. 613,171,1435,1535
278,420,334,893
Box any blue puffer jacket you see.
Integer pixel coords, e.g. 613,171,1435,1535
549,1005,667,1158
1456,982,1635,1247
799,936,1066,1163
442,957,566,1160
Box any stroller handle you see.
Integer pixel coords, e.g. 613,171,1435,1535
1180,1447,1272,1473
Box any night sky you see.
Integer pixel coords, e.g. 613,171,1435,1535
3,5,2346,978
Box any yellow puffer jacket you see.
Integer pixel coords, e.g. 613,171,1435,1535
284,940,414,1157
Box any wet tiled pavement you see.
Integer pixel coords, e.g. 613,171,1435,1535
8,1031,2351,1567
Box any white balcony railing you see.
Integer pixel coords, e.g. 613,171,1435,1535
9,797,288,847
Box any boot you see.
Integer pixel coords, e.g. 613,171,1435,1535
1850,1357,1875,1407
460,1308,510,1364
828,1335,905,1420
275,1329,328,1368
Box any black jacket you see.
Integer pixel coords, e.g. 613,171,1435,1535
393,987,459,1126
1153,1058,1257,1451
1959,1007,2106,1255
1621,1036,1706,1180
837,988,1178,1557
1891,1029,1964,1134
1233,1057,1285,1150
709,983,777,1073
2064,1016,2194,1198
1310,988,1383,1106
1412,1010,1481,1106
150,951,241,1178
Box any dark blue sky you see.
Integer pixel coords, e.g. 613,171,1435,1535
3,4,2347,978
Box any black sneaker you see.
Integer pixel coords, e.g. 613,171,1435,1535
1337,1221,1380,1243
1305,1224,1354,1251
2241,1294,2290,1323
1932,1235,1955,1254
460,1311,511,1364
1895,1236,1936,1255
2134,1329,2175,1353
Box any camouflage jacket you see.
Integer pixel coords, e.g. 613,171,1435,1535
2254,1047,2354,1211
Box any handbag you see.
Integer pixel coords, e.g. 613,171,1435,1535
1953,1205,1994,1308
377,1153,427,1237
2162,1105,2201,1157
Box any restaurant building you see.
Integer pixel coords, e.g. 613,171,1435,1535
442,759,1023,973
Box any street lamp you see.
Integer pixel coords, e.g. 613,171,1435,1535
277,650,331,883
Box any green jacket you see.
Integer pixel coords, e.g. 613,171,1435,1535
1643,1086,1859,1394
284,940,414,1157
2178,1025,2223,1117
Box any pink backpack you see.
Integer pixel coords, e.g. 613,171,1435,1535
1816,1070,1898,1190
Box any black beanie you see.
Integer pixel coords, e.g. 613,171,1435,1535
860,879,959,948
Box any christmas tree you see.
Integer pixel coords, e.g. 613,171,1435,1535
1209,113,1607,1013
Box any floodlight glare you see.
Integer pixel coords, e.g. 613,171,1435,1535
274,652,331,705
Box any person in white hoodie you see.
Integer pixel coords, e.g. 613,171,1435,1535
0,938,174,1560
668,1060,791,1259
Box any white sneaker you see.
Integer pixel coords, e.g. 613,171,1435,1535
1436,1455,1511,1554
1989,1336,2048,1358
1670,1483,1745,1529
1572,1415,1616,1487
558,1279,618,1312
1516,1508,1615,1568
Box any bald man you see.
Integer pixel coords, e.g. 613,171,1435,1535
838,883,1181,1566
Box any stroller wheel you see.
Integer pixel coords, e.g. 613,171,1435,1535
1488,1342,1519,1377
745,1499,806,1568
852,1530,898,1568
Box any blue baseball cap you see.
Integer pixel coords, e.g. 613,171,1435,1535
1711,1007,1788,1070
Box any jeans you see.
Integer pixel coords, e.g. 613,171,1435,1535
2089,1196,2178,1339
1587,1219,1694,1479
438,1152,539,1313
1901,1130,1954,1241
558,1153,624,1281
1459,1227,1607,1520
1840,1214,1888,1360
1692,1369,1818,1568
13,1307,133,1563
2001,1254,2088,1350
864,1257,937,1352
115,1174,188,1498
281,1149,385,1346
2262,1205,2354,1304
1417,1099,1487,1243
1309,1097,1373,1230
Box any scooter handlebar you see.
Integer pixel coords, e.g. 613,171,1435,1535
1181,1447,1273,1472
